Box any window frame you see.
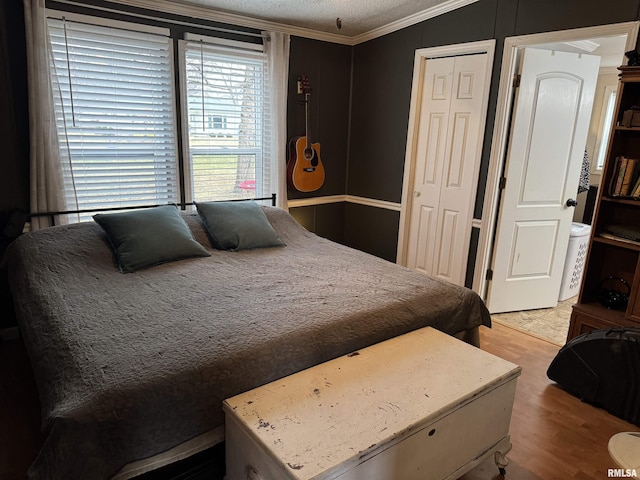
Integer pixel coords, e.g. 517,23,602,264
46,10,182,216
177,34,269,204
593,84,618,173
44,8,274,218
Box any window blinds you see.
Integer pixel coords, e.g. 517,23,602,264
181,39,270,202
47,17,179,211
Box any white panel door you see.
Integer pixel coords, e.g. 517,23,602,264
486,48,600,313
406,54,490,286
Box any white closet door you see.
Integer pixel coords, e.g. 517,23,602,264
406,53,489,286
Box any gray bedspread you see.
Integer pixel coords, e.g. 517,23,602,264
6,206,491,479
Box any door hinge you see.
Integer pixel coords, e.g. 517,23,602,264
499,177,507,190
486,269,493,281
513,74,521,88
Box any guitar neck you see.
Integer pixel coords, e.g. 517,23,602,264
305,93,311,148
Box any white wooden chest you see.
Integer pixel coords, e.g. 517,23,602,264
223,327,521,480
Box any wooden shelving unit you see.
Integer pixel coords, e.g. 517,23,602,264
567,66,640,341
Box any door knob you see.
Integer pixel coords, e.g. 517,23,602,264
414,191,421,197
566,198,577,207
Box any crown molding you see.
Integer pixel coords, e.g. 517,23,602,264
350,0,479,45
107,0,479,46
564,39,600,52
506,21,640,49
109,0,355,44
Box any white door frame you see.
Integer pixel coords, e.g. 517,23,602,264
397,39,496,273
473,21,640,300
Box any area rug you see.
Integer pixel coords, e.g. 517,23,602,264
490,297,576,347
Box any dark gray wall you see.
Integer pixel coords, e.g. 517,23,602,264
344,203,399,262
0,1,29,213
277,37,351,248
289,202,346,244
348,0,497,203
4,0,640,268
347,24,422,203
287,37,351,200
346,0,640,266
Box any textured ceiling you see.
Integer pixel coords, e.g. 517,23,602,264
169,0,457,37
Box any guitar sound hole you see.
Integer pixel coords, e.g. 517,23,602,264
304,148,314,160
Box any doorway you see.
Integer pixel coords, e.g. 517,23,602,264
397,40,495,286
473,22,639,318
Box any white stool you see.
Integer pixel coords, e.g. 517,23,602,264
609,432,640,479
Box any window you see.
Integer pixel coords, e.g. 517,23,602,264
46,13,274,216
208,115,227,131
594,85,617,172
47,14,179,212
180,36,270,202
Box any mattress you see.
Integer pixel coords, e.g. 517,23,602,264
6,206,491,479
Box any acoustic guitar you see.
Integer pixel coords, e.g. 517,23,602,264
287,75,325,192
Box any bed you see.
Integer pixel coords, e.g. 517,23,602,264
6,204,491,479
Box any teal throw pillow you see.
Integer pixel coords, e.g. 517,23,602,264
195,201,284,251
94,205,210,273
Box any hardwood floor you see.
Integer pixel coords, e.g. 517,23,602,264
460,322,636,480
0,322,636,479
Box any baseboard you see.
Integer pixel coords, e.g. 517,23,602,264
0,327,19,343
